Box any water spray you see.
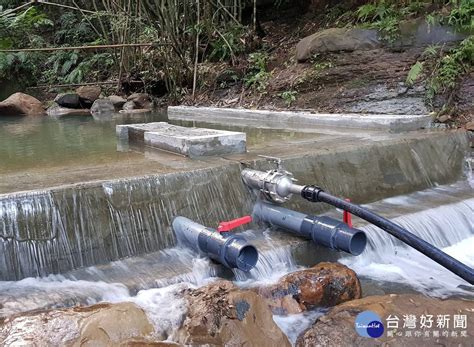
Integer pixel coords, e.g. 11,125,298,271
242,157,474,285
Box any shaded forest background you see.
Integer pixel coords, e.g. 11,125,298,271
0,0,472,114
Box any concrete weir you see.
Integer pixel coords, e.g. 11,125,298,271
0,128,469,281
168,106,433,131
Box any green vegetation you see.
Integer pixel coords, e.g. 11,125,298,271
351,0,473,42
244,52,271,92
402,0,473,108
426,36,473,103
354,1,426,42
406,61,424,86
0,0,472,105
279,90,297,106
0,1,265,98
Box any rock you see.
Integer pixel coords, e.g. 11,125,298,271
296,28,381,62
437,115,451,123
127,93,154,110
54,93,83,109
177,280,291,346
76,85,101,103
256,262,361,314
456,72,474,118
47,104,91,117
296,294,474,346
394,19,467,49
0,92,45,116
119,108,152,114
106,95,127,109
123,100,139,111
91,99,117,115
0,302,156,346
466,121,474,131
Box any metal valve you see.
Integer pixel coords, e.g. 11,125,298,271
242,156,303,204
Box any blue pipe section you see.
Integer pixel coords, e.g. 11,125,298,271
172,216,258,272
253,202,367,255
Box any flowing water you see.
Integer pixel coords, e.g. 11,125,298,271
1,113,473,344
340,194,474,297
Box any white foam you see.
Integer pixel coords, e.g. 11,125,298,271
273,309,326,346
340,197,474,298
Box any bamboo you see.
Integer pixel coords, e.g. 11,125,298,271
36,0,97,14
26,80,143,89
0,43,166,53
192,0,200,99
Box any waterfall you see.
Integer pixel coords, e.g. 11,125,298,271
340,198,474,297
0,164,251,280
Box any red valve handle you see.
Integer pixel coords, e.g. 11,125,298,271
218,216,253,232
343,198,353,227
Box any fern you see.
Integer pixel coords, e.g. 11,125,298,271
406,61,423,86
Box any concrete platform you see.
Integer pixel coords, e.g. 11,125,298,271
117,122,246,157
168,106,433,131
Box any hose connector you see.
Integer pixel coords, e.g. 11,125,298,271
301,185,324,202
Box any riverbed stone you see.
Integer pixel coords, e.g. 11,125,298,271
128,93,154,110
106,95,127,109
255,262,362,314
296,294,474,346
76,85,101,103
0,92,45,116
91,99,117,115
47,104,91,117
0,302,156,345
54,93,84,109
119,108,152,114
296,28,381,62
123,100,139,111
177,280,291,346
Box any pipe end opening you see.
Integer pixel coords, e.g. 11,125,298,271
237,245,259,272
349,231,367,256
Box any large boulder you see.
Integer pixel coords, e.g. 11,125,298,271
0,302,156,345
127,93,154,110
177,280,291,346
296,28,381,62
256,262,362,314
0,92,45,116
76,85,101,103
54,93,83,109
47,105,91,117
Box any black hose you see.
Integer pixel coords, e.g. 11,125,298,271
301,185,474,285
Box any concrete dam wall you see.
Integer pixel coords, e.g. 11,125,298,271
0,131,469,280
